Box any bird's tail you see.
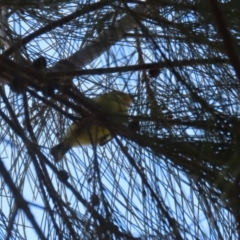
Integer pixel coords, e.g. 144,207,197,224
50,141,71,163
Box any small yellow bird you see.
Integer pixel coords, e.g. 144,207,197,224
50,91,133,162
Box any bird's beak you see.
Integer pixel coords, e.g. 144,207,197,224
129,94,137,103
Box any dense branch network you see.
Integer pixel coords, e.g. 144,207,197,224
0,1,239,239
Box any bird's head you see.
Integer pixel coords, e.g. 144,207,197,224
111,91,135,106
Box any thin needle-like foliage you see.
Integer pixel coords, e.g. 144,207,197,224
0,1,239,239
